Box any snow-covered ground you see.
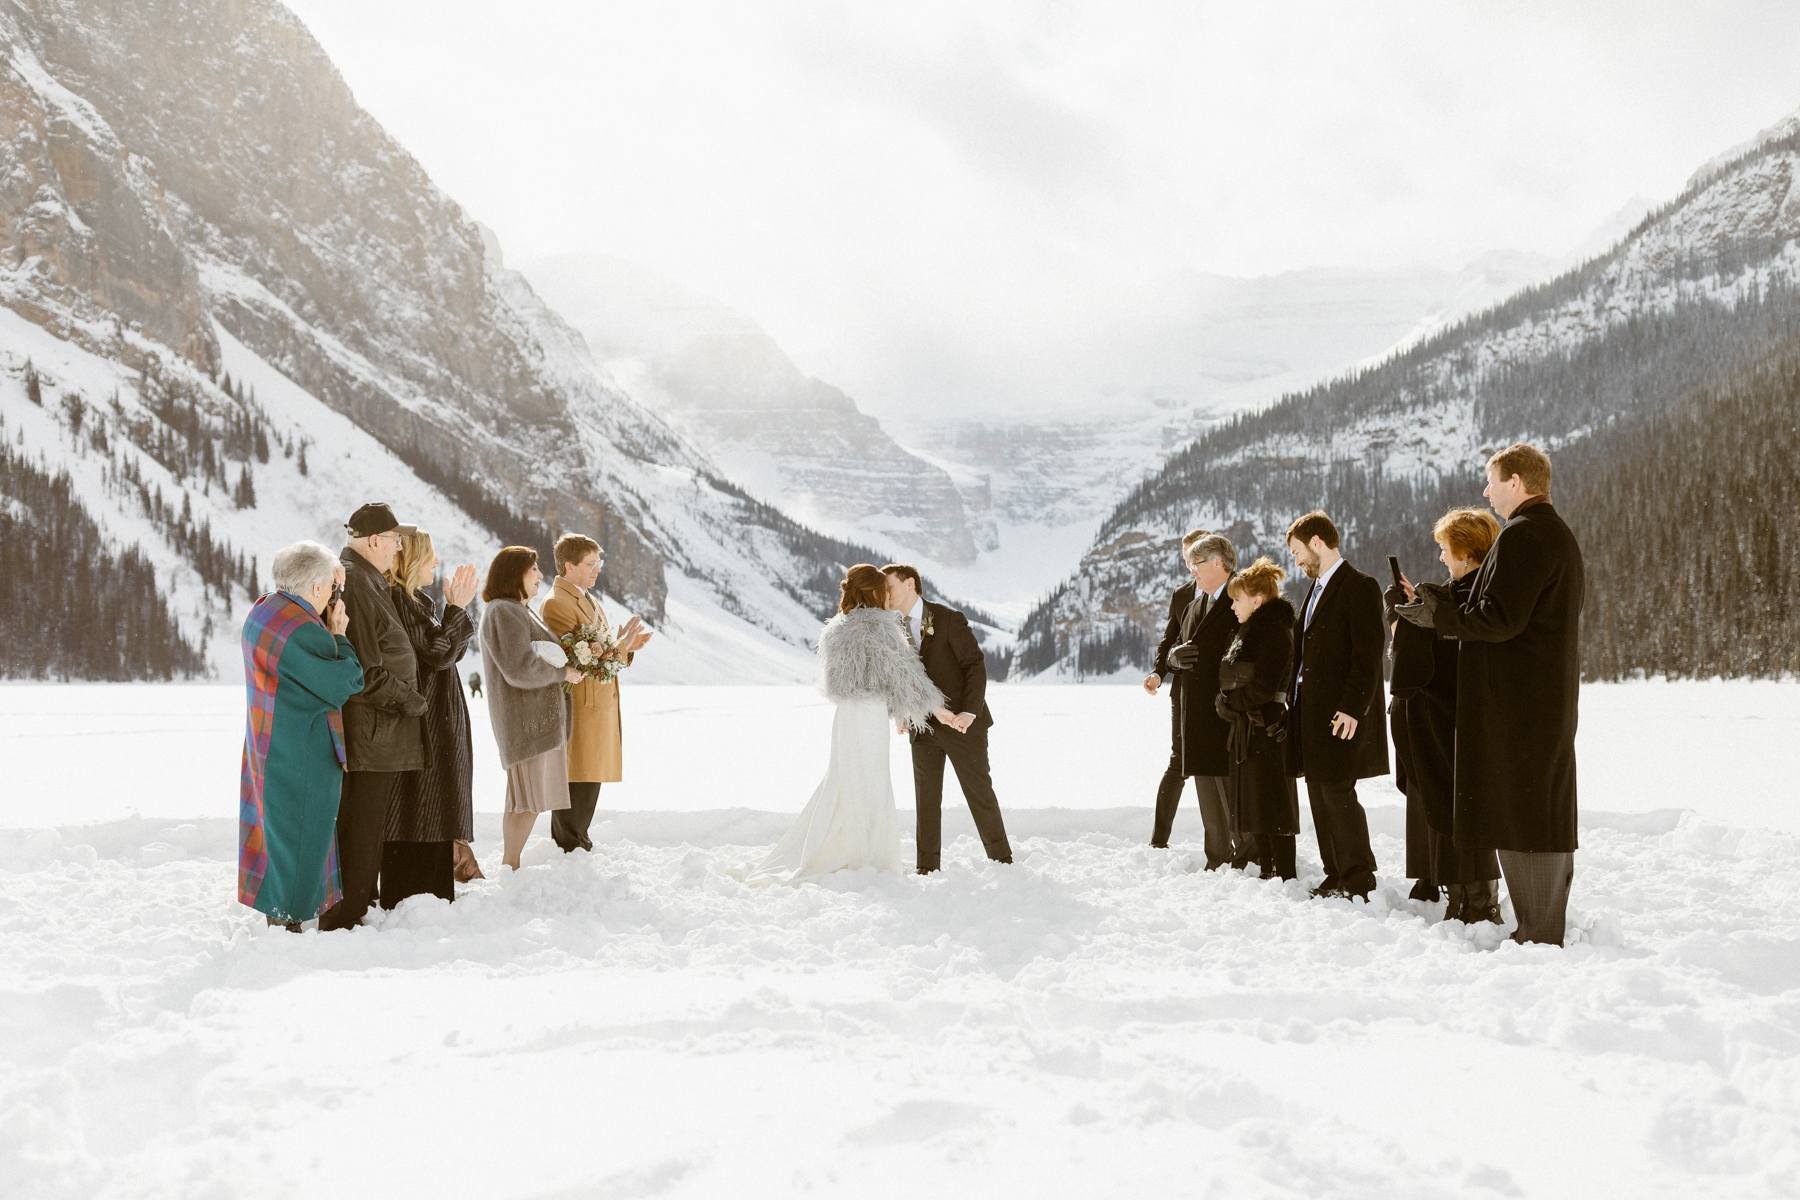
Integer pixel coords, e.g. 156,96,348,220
2,681,1797,1198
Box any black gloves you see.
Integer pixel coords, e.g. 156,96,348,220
1168,641,1199,670
1394,586,1440,629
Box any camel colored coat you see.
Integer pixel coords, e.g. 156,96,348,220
541,576,628,783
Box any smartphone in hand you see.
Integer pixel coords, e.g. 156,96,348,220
1387,555,1404,588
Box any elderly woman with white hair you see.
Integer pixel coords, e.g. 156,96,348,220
237,540,365,930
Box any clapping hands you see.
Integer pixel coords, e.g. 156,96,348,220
617,614,653,655
443,563,479,609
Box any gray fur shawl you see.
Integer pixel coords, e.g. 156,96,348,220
819,607,944,731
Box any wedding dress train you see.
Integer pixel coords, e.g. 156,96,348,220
750,696,901,882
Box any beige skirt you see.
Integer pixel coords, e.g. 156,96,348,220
505,744,571,815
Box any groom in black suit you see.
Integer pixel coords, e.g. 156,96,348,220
883,564,1013,874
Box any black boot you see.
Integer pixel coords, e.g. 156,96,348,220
1408,878,1440,904
1464,879,1503,924
1442,883,1466,923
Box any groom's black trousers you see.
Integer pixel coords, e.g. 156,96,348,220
912,725,1012,873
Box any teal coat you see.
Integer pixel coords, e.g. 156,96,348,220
238,591,365,921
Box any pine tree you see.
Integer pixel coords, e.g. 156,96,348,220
297,441,309,475
234,465,256,509
25,363,42,407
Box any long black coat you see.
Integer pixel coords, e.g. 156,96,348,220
1285,559,1390,782
339,548,426,772
1389,572,1473,874
1174,583,1239,777
913,601,992,735
1424,500,1584,853
1218,597,1299,835
387,588,476,843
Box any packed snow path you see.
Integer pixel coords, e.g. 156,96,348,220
2,682,1796,1197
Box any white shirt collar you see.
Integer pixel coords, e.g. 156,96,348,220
1205,579,1228,602
905,597,925,626
1314,556,1344,594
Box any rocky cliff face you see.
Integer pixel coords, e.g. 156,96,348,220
525,253,986,566
0,0,943,679
1015,109,1800,678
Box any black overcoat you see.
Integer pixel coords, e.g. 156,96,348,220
1152,580,1196,679
338,548,426,772
1426,500,1584,853
1218,597,1300,835
388,587,476,843
1175,583,1240,777
1285,560,1390,782
913,601,992,735
1389,572,1473,874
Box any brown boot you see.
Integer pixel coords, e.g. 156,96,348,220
453,840,486,883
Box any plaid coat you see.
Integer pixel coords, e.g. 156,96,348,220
238,592,365,921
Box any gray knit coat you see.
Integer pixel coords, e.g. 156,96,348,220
820,607,945,731
479,598,571,768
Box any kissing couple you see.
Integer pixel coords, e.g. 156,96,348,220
750,563,1014,883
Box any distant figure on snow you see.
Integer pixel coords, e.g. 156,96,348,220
467,671,483,699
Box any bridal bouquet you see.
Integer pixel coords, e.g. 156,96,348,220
558,622,622,691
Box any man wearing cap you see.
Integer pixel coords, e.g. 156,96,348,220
320,503,429,930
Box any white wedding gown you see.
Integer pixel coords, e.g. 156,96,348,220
750,696,902,882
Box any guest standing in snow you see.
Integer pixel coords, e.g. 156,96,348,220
1162,533,1243,866
479,546,582,870
541,534,651,855
237,541,364,929
382,529,483,899
1284,510,1389,901
322,503,430,931
1397,444,1585,946
1215,558,1301,880
1386,508,1504,924
751,564,945,882
1143,527,1209,846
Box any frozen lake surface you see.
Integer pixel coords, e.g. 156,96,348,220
1,681,1796,1197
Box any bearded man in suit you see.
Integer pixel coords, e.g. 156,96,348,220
1285,510,1389,901
884,564,1013,875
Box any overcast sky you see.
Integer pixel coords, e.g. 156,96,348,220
287,0,1800,416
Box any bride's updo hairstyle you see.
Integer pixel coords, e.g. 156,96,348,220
1227,556,1286,603
839,563,889,614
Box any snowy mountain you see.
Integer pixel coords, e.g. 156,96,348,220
1015,107,1800,680
521,253,990,567
0,0,964,682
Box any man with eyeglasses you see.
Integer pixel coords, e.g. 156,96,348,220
321,502,429,930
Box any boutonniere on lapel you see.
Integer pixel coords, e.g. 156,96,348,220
920,611,935,639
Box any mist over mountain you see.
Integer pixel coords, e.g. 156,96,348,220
1013,109,1800,680
521,252,990,567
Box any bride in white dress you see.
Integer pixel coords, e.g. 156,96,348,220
751,564,949,883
